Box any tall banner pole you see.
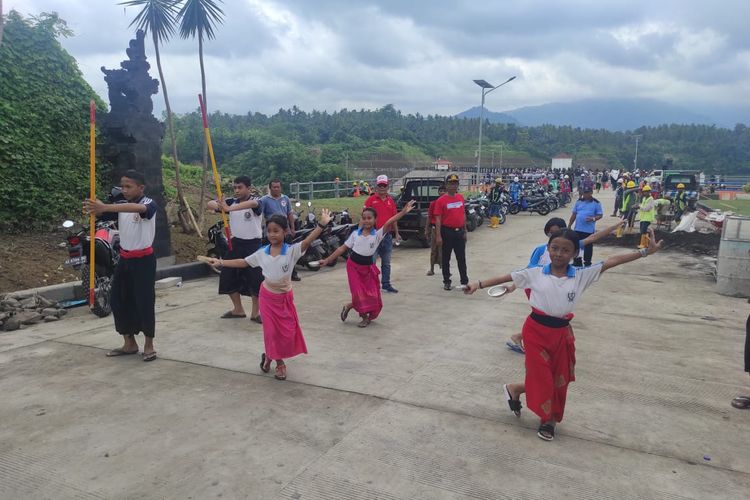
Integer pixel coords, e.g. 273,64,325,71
198,94,232,250
88,100,96,307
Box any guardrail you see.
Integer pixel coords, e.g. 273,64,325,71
290,180,378,200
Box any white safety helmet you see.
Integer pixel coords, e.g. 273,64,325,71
564,175,569,179
513,176,519,182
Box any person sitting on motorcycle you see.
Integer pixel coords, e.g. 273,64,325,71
488,178,505,229
509,176,523,203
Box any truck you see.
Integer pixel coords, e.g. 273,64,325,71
395,177,445,247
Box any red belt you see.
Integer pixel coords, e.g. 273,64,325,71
120,247,153,259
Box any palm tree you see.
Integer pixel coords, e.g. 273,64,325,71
176,0,224,226
120,0,200,234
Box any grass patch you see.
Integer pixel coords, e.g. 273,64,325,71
702,199,750,216
297,196,366,220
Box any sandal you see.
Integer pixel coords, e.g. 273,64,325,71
357,316,371,328
250,315,263,324
221,311,246,319
537,423,555,441
503,384,522,417
106,348,139,357
731,396,750,409
142,351,157,362
274,364,287,380
260,353,271,373
340,305,351,322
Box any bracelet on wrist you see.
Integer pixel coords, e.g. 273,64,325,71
479,280,483,289
317,222,326,229
638,248,648,258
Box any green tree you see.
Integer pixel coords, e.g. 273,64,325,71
120,0,200,234
177,0,225,227
1,0,5,47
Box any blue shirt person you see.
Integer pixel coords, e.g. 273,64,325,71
260,179,300,280
568,188,603,267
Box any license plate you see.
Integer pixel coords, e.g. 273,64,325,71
65,256,87,266
468,208,476,214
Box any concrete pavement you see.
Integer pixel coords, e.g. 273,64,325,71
1,189,749,499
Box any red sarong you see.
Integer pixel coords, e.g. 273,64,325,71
259,285,307,360
346,258,382,320
522,308,576,423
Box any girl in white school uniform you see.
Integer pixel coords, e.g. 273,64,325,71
465,227,662,442
320,200,415,328
207,210,332,381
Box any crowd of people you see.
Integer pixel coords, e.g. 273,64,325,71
82,167,748,444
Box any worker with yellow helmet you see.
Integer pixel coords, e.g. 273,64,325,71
620,180,639,233
488,178,506,228
635,185,656,248
673,183,688,221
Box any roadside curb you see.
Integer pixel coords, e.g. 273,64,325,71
6,262,212,304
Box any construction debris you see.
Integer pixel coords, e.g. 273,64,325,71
0,293,67,331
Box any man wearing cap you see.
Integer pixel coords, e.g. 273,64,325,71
364,175,400,293
434,173,469,290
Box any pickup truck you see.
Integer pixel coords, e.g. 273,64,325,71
395,177,445,247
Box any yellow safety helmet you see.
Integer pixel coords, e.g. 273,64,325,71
677,183,685,189
495,177,502,183
641,185,651,192
626,181,636,188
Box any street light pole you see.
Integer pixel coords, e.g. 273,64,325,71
632,134,642,171
474,76,516,180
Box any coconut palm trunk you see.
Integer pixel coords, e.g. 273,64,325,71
150,29,201,235
197,32,209,227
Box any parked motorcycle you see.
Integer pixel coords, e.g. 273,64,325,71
62,218,120,318
205,220,229,274
508,195,551,216
465,203,482,231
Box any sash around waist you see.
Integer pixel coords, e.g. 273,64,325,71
349,250,375,265
529,307,572,328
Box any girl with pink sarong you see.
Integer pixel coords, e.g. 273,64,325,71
320,200,415,327
208,210,332,380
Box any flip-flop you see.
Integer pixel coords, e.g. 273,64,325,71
731,396,750,409
537,423,555,441
106,348,139,357
340,305,351,322
250,316,263,324
221,311,246,319
506,341,525,354
274,364,287,380
260,353,271,373
142,351,157,362
503,384,522,417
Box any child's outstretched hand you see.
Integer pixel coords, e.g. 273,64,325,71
463,281,480,295
318,208,332,226
646,227,663,255
83,198,106,216
402,200,417,213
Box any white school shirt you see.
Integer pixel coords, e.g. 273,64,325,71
225,197,263,240
117,196,157,251
344,227,384,257
511,263,603,318
245,242,304,294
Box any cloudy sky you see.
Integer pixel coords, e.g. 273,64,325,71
6,0,750,118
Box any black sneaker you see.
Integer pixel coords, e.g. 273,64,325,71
443,282,452,291
382,285,399,293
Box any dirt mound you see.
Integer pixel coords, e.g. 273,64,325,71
598,230,720,257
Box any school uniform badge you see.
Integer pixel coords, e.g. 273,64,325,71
244,211,252,219
567,291,576,302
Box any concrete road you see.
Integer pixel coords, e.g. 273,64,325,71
1,190,748,499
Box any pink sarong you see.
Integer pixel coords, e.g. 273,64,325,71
346,258,382,320
259,285,307,360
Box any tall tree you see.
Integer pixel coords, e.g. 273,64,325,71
177,0,225,226
120,0,200,234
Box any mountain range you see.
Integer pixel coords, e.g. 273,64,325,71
455,98,748,131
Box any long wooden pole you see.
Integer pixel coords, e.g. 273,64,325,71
198,94,232,250
88,100,96,307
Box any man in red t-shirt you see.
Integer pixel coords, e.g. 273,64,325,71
434,173,469,290
425,184,446,276
364,175,400,293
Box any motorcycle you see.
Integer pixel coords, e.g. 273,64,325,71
205,220,229,274
508,194,551,216
291,226,327,271
465,203,482,232
62,200,121,318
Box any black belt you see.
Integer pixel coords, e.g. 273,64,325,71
349,251,374,266
441,226,464,232
530,312,570,328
